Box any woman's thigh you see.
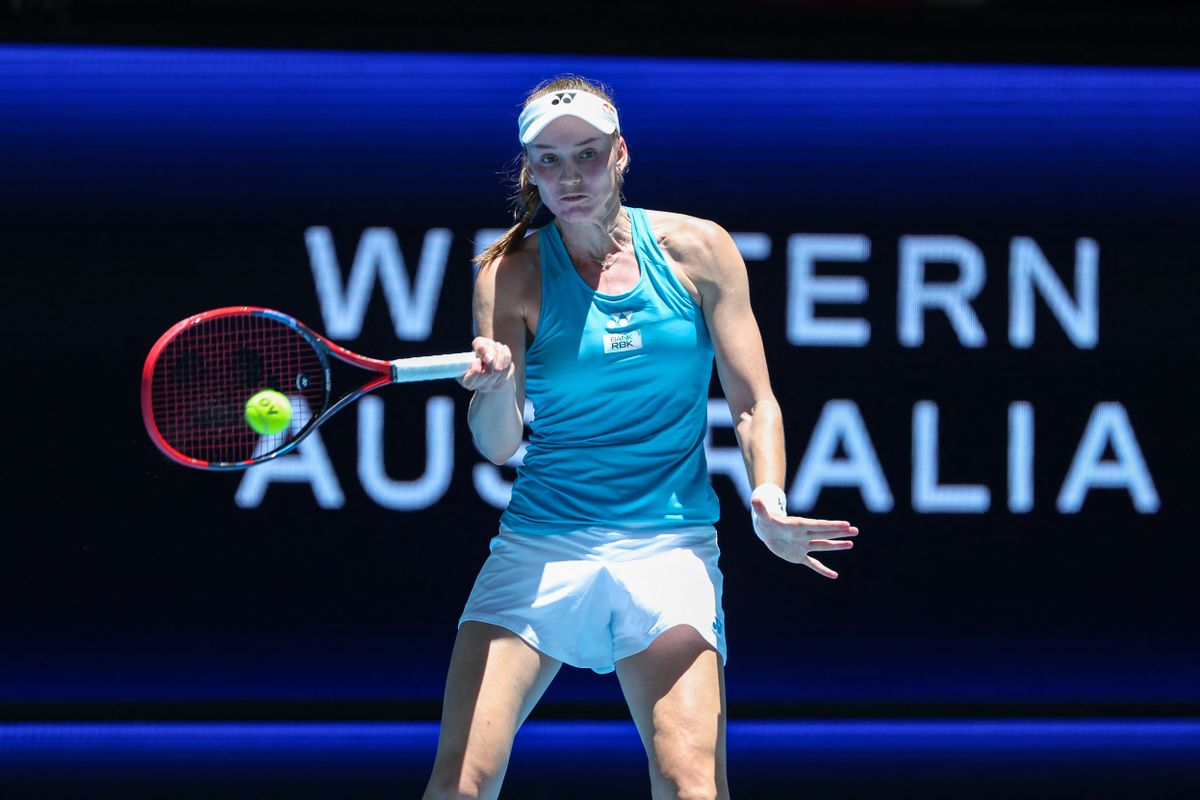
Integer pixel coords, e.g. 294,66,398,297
615,625,729,800
424,621,562,800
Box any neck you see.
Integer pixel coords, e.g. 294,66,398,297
555,202,630,267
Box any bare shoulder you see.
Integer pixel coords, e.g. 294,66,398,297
474,229,542,337
479,230,540,285
644,209,743,287
477,230,541,304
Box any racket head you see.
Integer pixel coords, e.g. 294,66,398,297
141,307,332,469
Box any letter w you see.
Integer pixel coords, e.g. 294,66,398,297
305,226,453,340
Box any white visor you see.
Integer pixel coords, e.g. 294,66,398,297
518,90,620,145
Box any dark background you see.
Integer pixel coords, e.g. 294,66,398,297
1,0,1197,719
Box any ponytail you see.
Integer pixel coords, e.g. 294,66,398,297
473,161,542,267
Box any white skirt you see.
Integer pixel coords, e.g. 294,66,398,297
459,524,727,674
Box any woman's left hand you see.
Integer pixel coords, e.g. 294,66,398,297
751,497,858,579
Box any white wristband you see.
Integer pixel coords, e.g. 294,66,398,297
750,483,787,540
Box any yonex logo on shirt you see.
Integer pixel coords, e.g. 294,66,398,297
607,311,633,329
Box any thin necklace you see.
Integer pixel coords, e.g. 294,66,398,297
590,251,621,270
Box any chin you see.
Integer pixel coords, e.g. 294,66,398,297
551,202,593,220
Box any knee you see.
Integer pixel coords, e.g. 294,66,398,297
671,782,720,800
422,786,484,800
657,775,720,800
423,762,504,800
653,751,723,800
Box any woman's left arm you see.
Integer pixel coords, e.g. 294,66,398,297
687,221,858,579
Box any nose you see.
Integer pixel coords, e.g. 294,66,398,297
558,164,581,185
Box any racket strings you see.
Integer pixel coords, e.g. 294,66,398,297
150,313,326,465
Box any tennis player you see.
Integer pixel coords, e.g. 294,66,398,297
424,76,858,800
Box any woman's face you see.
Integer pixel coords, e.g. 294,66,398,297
527,115,626,222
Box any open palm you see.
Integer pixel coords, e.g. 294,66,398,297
751,497,858,579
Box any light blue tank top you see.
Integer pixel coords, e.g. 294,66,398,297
501,207,720,535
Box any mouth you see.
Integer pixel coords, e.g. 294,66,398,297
560,194,587,202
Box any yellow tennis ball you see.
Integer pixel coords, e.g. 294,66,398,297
245,389,293,435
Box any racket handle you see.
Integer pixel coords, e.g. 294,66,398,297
389,352,478,383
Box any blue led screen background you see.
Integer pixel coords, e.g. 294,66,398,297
2,46,1197,709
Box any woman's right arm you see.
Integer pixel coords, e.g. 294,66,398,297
461,254,528,465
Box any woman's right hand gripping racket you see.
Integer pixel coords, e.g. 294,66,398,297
141,306,477,470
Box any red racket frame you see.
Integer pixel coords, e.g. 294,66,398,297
141,306,393,470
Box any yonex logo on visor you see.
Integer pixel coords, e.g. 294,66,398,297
518,89,621,145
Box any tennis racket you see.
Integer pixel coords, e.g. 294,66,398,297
141,306,476,470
